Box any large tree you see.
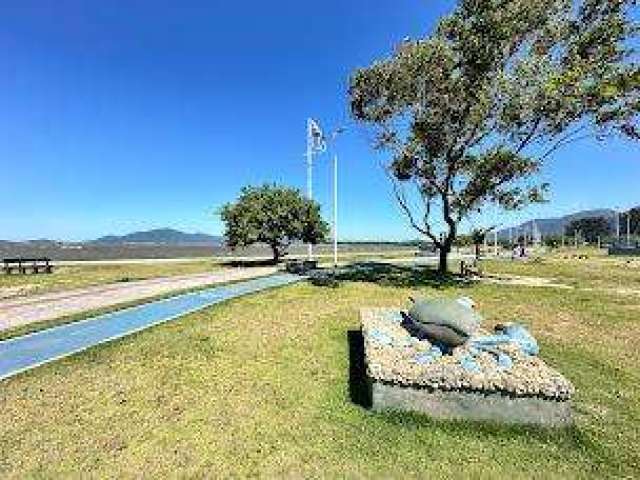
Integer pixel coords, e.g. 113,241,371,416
349,0,639,273
220,184,329,263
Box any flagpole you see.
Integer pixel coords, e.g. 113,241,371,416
306,119,341,265
306,119,313,261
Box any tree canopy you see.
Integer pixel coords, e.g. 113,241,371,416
621,207,640,235
349,0,639,272
220,184,329,263
566,216,611,242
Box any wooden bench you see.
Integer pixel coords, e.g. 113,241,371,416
460,259,482,277
2,257,54,275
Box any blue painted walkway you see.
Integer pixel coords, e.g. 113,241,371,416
0,273,301,381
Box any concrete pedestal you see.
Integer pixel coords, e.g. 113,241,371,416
370,380,572,426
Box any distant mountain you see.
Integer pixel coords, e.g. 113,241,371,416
0,239,63,248
498,209,619,239
92,228,223,246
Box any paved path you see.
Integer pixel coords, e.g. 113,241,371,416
0,273,301,381
0,267,278,332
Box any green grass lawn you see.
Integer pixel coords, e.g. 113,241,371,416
0,261,222,300
483,248,640,291
0,258,638,477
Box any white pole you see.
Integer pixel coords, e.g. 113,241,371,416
616,209,620,242
493,204,499,257
333,154,338,268
627,211,631,246
306,119,313,261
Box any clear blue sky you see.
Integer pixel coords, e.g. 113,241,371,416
1,1,638,241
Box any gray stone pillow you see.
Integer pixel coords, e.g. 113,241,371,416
408,298,482,337
401,312,468,347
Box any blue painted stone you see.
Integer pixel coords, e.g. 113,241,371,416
459,355,482,373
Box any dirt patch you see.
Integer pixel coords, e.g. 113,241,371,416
480,273,640,298
0,285,39,300
479,274,573,289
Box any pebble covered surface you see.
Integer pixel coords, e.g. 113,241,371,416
362,308,574,401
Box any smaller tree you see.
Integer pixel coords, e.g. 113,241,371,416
544,235,562,249
565,216,610,244
220,184,329,263
470,228,487,260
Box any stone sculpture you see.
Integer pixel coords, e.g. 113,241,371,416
360,299,575,425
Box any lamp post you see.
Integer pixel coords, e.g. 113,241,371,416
333,153,338,267
326,128,345,268
494,221,500,258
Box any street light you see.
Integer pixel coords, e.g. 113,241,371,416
326,127,344,269
492,203,500,257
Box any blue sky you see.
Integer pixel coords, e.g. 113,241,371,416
1,1,638,242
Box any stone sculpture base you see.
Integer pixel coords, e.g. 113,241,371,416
361,308,574,426
370,380,572,426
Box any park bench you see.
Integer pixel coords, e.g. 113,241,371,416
460,259,482,277
2,257,54,275
285,259,318,274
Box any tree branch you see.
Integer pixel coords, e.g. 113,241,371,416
538,124,596,160
515,117,543,153
389,173,443,248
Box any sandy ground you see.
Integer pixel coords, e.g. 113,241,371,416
479,273,640,298
0,267,277,332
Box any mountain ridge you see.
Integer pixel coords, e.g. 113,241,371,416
2,207,637,245
92,228,223,246
497,208,622,239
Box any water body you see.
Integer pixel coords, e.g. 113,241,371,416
0,273,301,381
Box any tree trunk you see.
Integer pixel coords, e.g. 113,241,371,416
438,191,457,275
438,241,451,274
270,244,281,265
